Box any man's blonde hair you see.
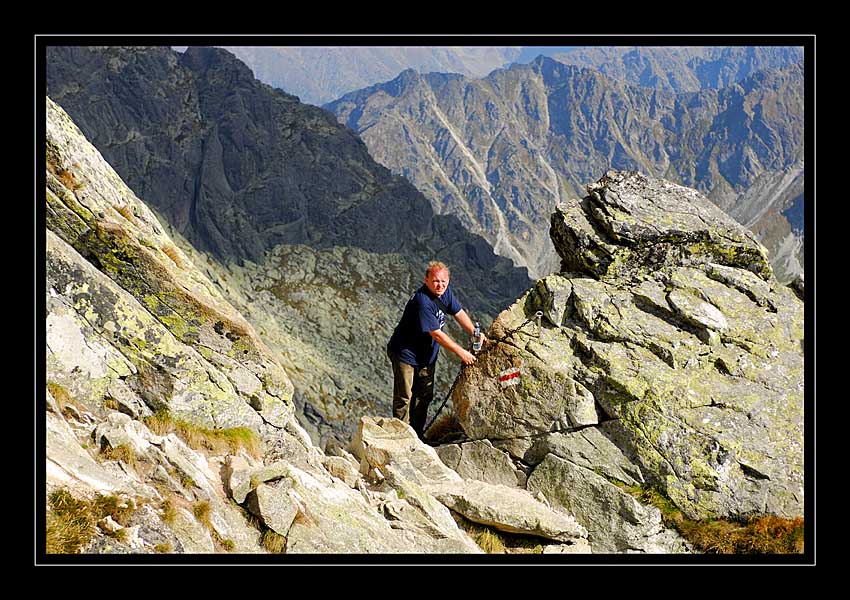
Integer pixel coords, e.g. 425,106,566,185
426,261,450,278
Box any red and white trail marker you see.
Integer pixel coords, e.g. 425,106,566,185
498,367,522,387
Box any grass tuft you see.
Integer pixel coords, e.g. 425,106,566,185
142,410,262,458
193,501,212,525
114,204,136,223
622,484,804,554
58,168,84,191
46,489,96,554
99,444,136,469
161,244,187,269
46,488,140,554
262,530,287,554
47,382,89,420
160,499,178,525
154,542,173,553
474,528,507,554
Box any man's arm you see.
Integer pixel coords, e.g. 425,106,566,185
453,309,488,346
429,329,476,365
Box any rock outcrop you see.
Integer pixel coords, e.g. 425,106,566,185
451,171,803,548
44,96,588,556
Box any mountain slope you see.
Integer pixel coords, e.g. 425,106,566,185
45,97,595,556
46,45,532,445
541,46,804,92
326,55,804,281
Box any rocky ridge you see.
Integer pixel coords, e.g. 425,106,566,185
44,96,593,556
219,46,523,106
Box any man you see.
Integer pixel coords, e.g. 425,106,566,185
386,261,486,439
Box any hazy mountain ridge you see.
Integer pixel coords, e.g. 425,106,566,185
326,55,804,281
215,45,804,109
540,46,804,93
217,46,523,106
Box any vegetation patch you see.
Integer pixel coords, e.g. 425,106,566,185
46,488,140,554
453,513,543,555
113,204,136,224
143,410,262,458
47,382,89,419
621,484,804,554
161,244,187,269
98,443,137,469
262,530,287,554
193,500,235,552
58,167,84,191
160,498,178,525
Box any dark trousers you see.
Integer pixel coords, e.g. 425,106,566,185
387,346,436,438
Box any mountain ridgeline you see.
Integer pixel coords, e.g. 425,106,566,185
535,46,804,93
45,45,531,446
325,54,804,281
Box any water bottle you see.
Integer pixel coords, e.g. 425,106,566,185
472,322,482,352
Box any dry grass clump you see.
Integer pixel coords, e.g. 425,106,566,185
678,515,804,554
46,489,96,554
98,443,137,468
154,542,173,553
452,513,543,554
474,528,507,554
161,244,187,269
45,488,138,554
57,168,84,191
143,411,262,458
47,382,89,419
113,204,136,223
262,530,287,554
193,500,235,552
628,485,804,554
160,498,178,525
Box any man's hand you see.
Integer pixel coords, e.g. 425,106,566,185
431,329,477,365
458,348,476,365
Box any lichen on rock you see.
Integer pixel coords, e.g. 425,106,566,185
454,170,804,523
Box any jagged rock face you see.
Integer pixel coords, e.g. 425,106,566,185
544,46,803,93
326,55,804,282
45,46,530,317
550,170,773,282
452,171,804,525
46,97,294,430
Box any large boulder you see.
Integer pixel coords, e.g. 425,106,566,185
453,171,804,522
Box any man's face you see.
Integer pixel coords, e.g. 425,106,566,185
424,268,450,297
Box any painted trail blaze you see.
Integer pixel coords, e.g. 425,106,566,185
498,367,521,387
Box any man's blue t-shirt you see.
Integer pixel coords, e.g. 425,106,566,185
388,284,462,367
